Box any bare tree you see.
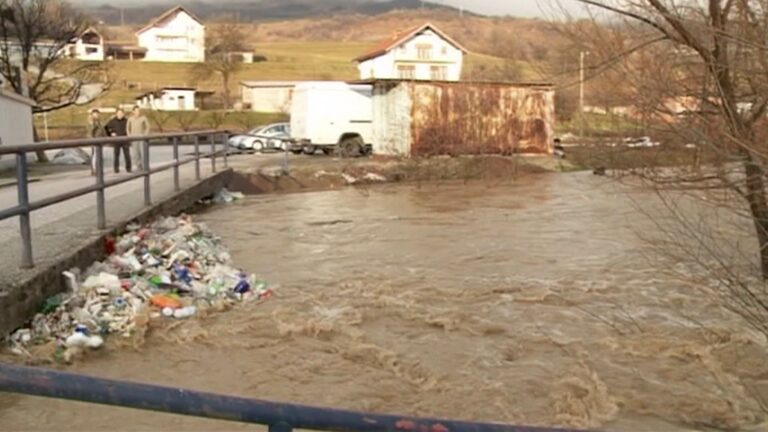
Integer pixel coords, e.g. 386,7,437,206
560,0,768,336
191,17,249,110
204,111,228,130
0,0,109,160
174,110,200,132
146,110,173,133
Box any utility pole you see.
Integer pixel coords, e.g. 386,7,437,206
579,50,589,138
120,8,125,26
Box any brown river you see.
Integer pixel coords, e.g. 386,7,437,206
2,172,768,431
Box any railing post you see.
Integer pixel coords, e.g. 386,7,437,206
143,140,151,206
95,145,106,230
210,133,216,173
222,133,228,168
173,137,180,192
194,135,201,181
268,423,293,432
16,152,33,268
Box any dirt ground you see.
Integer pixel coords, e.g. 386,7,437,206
226,153,577,194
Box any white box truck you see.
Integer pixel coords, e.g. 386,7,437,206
290,82,373,156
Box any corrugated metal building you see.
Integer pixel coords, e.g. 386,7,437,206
367,80,555,157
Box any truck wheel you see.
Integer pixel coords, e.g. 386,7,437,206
303,145,317,155
322,147,335,156
339,137,364,158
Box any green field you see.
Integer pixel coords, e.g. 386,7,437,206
39,41,520,139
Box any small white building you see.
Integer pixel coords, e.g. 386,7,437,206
0,88,35,170
354,23,467,82
240,81,303,113
63,27,105,61
136,6,205,63
136,87,199,111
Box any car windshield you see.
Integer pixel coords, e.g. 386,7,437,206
248,127,266,135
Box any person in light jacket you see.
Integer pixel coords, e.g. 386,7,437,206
86,109,103,175
127,106,151,170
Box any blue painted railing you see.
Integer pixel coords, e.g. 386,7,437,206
0,363,587,432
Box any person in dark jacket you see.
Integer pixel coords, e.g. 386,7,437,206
104,109,131,173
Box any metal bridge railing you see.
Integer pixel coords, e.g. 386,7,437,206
0,130,229,269
0,363,586,432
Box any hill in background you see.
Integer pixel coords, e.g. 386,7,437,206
83,0,469,25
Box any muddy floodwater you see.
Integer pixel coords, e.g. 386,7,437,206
3,172,768,431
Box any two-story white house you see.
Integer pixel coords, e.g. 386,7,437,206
136,6,205,63
354,23,467,81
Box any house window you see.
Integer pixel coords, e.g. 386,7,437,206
441,46,448,56
431,66,447,80
397,65,416,79
416,44,432,60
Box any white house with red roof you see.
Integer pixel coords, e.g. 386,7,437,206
136,6,205,63
354,23,467,81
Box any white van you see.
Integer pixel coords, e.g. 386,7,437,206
290,82,373,156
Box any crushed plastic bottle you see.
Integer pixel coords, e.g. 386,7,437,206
233,272,251,295
65,325,103,349
173,306,197,319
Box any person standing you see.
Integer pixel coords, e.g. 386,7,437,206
127,106,151,170
104,109,130,173
86,109,103,175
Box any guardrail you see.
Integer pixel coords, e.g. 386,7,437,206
0,130,229,268
0,363,586,432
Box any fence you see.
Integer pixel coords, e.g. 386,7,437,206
0,130,229,268
0,363,586,432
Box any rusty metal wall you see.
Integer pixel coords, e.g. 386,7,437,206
406,82,555,157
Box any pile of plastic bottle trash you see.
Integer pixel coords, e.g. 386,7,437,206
8,214,271,362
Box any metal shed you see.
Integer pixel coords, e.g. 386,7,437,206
366,80,555,157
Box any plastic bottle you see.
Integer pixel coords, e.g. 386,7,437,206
233,273,251,294
65,325,104,349
174,264,192,285
173,306,197,319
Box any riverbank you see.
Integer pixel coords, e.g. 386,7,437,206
226,153,579,195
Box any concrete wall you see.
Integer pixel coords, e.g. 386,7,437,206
372,81,555,157
358,29,463,81
138,11,205,62
372,82,412,156
0,91,35,171
242,84,295,113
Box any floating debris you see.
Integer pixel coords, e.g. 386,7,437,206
8,214,271,363
212,188,245,204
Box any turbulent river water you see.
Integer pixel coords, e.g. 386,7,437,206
2,171,768,431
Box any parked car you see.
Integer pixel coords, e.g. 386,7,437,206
228,123,291,152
